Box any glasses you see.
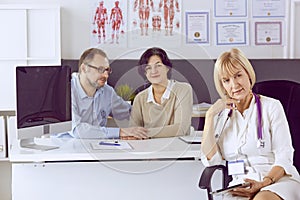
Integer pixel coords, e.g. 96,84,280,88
144,63,165,74
85,63,112,74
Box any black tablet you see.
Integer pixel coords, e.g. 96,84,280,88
210,182,250,195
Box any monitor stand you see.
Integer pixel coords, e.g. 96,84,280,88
20,138,59,151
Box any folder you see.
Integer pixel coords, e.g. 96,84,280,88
179,135,202,144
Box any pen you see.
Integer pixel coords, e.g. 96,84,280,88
99,141,121,146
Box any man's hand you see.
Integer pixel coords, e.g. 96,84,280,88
120,127,148,140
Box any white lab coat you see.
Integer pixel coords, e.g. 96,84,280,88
201,95,300,199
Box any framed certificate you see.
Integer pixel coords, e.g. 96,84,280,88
214,0,247,17
252,0,285,17
254,21,282,45
216,21,247,45
185,11,209,44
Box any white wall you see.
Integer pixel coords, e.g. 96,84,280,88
1,0,299,60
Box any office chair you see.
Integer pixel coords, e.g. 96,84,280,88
252,80,300,172
198,80,300,200
199,165,232,200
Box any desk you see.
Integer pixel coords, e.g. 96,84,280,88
10,137,208,200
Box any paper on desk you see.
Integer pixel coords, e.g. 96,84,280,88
90,141,133,150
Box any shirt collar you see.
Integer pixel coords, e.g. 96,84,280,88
147,80,174,103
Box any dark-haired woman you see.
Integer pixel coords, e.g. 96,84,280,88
129,47,193,138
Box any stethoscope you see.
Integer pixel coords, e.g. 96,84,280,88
216,92,264,149
253,93,265,148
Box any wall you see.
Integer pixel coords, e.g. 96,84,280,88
1,0,299,60
0,1,299,199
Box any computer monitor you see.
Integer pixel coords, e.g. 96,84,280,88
16,65,72,150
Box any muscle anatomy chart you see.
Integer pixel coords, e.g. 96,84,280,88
91,0,127,47
90,0,182,48
129,0,182,47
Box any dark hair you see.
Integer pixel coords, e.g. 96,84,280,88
138,47,172,80
78,48,108,73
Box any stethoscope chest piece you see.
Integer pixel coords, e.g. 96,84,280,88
257,139,265,148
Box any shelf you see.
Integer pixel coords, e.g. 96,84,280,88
0,157,9,162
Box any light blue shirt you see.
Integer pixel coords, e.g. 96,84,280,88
71,73,131,139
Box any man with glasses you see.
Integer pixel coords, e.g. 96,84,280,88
71,48,148,139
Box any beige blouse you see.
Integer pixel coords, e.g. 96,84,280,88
129,80,193,138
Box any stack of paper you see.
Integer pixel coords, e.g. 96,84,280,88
193,102,212,111
192,102,211,116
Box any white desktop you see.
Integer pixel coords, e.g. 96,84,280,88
12,66,209,200
10,136,208,200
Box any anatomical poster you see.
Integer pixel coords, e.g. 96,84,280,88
128,0,182,48
90,0,128,47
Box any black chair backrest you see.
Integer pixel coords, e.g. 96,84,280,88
252,80,300,172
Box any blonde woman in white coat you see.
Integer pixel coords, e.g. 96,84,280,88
201,48,300,200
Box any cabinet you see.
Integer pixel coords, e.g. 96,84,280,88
0,116,6,159
0,111,14,200
0,4,61,110
0,5,60,200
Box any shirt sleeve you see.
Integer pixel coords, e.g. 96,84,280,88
70,121,119,139
71,87,120,139
129,92,144,127
110,89,131,121
201,151,225,167
269,100,298,177
173,83,193,136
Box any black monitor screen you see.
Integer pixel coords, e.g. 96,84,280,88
16,66,71,129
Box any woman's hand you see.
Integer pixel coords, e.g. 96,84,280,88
206,99,226,118
120,127,148,140
229,179,264,198
206,97,239,118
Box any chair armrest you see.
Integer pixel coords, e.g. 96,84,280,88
199,164,232,200
199,165,227,189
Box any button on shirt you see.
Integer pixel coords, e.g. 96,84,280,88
71,73,131,139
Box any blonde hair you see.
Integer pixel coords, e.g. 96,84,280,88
214,48,256,98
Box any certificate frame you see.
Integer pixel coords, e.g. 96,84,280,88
185,11,209,44
252,0,285,18
254,21,282,45
216,21,247,45
214,0,247,17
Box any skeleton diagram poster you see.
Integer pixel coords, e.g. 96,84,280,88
90,0,127,47
128,0,182,48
